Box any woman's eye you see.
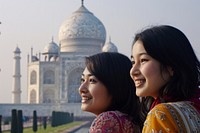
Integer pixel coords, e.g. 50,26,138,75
131,60,135,65
141,59,148,64
80,78,85,83
89,78,97,83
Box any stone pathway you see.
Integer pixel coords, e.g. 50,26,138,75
64,121,91,133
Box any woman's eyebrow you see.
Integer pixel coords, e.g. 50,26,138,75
81,73,93,77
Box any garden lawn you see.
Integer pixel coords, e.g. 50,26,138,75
3,121,84,133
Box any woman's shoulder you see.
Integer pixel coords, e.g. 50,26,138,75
152,101,199,116
94,111,133,126
143,101,200,132
90,111,135,133
98,110,128,118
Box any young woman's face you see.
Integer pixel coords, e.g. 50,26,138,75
130,40,171,99
79,67,112,115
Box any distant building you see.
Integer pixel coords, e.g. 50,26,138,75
12,46,22,103
26,2,118,104
4,1,118,118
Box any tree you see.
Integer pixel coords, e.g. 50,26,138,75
11,109,18,133
33,110,37,133
51,111,56,127
17,110,23,133
0,115,2,133
43,117,47,130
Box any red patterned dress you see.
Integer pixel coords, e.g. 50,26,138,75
89,111,136,133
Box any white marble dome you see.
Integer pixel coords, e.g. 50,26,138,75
43,39,59,54
102,39,118,52
58,4,106,53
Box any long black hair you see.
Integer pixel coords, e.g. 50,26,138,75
85,52,143,127
132,25,200,118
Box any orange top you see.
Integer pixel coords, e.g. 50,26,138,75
142,101,200,133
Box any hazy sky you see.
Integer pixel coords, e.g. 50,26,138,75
0,0,199,103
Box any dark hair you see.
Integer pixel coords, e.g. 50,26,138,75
85,52,142,126
132,25,200,114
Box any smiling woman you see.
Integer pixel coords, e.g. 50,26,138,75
130,25,200,132
79,52,143,133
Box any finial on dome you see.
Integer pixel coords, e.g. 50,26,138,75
81,0,84,6
52,36,54,42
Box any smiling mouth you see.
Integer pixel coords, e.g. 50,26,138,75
135,79,145,87
81,97,92,103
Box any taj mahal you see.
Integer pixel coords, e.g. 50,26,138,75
26,1,117,104
0,1,118,117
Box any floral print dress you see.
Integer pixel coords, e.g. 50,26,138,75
142,101,200,133
89,110,136,133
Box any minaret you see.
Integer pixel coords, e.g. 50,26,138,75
12,46,22,103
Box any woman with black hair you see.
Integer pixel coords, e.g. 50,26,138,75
79,52,142,133
130,25,200,132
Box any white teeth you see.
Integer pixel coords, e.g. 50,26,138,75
135,80,144,87
81,96,91,103
82,97,89,100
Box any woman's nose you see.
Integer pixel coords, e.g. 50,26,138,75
79,82,88,94
130,65,140,77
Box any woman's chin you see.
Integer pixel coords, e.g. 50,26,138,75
81,105,88,111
